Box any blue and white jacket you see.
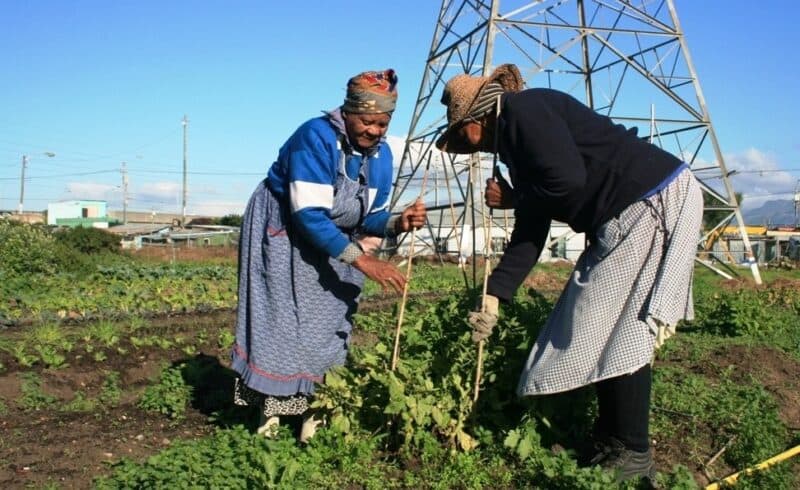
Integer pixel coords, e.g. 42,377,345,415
266,112,394,259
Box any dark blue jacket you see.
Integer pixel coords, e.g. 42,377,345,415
488,88,682,301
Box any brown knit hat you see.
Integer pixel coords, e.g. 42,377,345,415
435,64,524,153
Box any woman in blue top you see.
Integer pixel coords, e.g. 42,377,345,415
232,69,426,442
436,64,702,485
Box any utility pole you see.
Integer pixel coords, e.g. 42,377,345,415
18,155,28,214
121,161,129,225
181,115,189,227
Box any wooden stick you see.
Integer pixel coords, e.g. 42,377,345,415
390,153,431,371
705,436,735,469
473,151,496,402
391,228,417,371
440,154,461,253
474,255,492,401
472,95,502,403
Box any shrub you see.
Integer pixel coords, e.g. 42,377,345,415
53,226,120,254
0,221,59,275
216,214,243,227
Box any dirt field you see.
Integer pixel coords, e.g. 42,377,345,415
2,302,800,488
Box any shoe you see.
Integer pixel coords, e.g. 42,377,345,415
299,412,322,444
578,437,610,466
256,414,280,438
589,437,656,485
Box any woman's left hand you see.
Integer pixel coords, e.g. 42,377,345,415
352,254,406,294
396,199,427,233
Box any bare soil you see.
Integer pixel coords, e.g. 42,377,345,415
126,244,237,263
656,344,800,485
0,311,236,489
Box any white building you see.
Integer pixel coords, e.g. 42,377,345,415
47,200,109,228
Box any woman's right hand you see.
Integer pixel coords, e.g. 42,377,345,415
352,254,406,294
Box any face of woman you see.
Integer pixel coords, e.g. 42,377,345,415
343,112,392,151
450,118,493,154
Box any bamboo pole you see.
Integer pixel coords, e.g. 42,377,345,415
440,151,469,287
705,443,800,490
473,153,495,402
391,153,431,371
473,95,502,403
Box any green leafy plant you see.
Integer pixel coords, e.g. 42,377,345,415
99,371,123,407
9,342,39,367
217,329,235,349
34,344,67,369
19,372,57,411
138,364,193,420
62,391,96,412
86,321,121,347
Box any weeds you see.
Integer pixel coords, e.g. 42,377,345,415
99,371,123,407
138,364,193,420
19,372,57,411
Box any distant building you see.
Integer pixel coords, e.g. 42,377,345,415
388,202,586,262
106,223,172,249
106,222,238,249
706,225,800,264
47,200,109,228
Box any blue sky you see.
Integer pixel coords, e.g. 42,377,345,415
2,1,799,217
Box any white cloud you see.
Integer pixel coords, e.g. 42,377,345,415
138,181,181,196
123,181,182,212
189,200,247,216
723,148,796,210
65,182,117,200
131,182,247,216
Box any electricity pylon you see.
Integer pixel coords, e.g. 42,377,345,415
390,0,761,284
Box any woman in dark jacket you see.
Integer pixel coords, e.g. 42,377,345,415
436,64,702,484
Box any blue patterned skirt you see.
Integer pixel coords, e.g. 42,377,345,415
230,179,364,396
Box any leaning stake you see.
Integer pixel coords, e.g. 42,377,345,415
391,153,431,371
473,94,502,402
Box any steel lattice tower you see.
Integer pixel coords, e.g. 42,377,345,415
390,0,762,284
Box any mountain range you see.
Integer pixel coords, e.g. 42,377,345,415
742,199,798,227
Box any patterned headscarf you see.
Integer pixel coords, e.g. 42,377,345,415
342,69,398,114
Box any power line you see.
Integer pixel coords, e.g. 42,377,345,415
741,191,797,198
0,127,181,162
730,168,800,175
0,169,117,181
128,169,264,176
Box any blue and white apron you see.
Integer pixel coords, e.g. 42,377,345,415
232,146,371,397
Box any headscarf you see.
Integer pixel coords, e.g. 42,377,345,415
342,69,398,114
466,82,505,121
